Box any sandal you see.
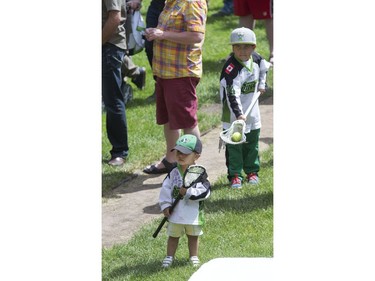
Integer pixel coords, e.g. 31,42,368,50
143,164,167,174
162,158,177,171
143,157,176,174
162,256,173,268
190,256,200,267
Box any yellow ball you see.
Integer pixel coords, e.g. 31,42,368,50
231,132,242,142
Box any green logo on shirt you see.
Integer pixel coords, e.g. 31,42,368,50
241,80,257,94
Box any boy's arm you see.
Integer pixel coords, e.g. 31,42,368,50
222,76,244,118
159,176,173,211
258,59,272,91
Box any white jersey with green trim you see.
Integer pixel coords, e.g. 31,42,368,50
219,52,271,133
159,167,210,226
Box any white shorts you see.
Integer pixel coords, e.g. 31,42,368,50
167,222,203,237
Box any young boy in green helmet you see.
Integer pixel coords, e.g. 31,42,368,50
159,134,210,268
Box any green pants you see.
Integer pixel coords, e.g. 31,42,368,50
225,128,260,181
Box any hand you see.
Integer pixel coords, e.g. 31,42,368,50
163,207,171,218
145,28,164,41
179,187,187,196
259,88,266,94
237,114,246,121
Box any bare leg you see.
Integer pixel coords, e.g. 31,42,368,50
167,236,180,256
239,15,255,30
183,124,201,139
265,18,273,60
162,124,180,164
187,235,199,257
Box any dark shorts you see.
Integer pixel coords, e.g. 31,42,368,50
156,77,200,130
233,0,273,19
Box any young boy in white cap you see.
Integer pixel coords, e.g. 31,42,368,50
159,134,210,268
219,27,271,188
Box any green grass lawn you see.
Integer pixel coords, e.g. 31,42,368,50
102,0,273,195
102,146,273,281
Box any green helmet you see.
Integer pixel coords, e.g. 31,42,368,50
230,27,257,45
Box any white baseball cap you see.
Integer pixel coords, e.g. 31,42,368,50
230,27,257,45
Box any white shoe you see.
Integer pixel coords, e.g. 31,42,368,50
162,256,173,268
190,256,200,267
108,157,125,166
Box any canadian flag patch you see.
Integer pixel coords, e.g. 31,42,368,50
225,63,234,74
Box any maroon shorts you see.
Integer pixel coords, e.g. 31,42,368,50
156,77,200,130
233,0,273,19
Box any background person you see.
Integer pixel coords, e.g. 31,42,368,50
102,0,129,166
233,0,273,64
143,0,208,174
144,0,166,101
212,0,233,17
122,0,146,102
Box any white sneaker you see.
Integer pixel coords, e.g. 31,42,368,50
162,256,173,268
190,256,200,267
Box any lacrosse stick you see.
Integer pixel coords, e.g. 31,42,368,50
219,91,261,145
152,165,207,238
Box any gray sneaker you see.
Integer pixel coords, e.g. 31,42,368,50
108,157,125,166
131,67,146,90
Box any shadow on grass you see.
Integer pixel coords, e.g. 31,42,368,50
102,170,135,197
103,260,161,281
206,191,273,214
102,172,165,199
143,202,161,215
103,259,190,281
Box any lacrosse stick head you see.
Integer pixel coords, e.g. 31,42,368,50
184,165,206,188
220,120,246,145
